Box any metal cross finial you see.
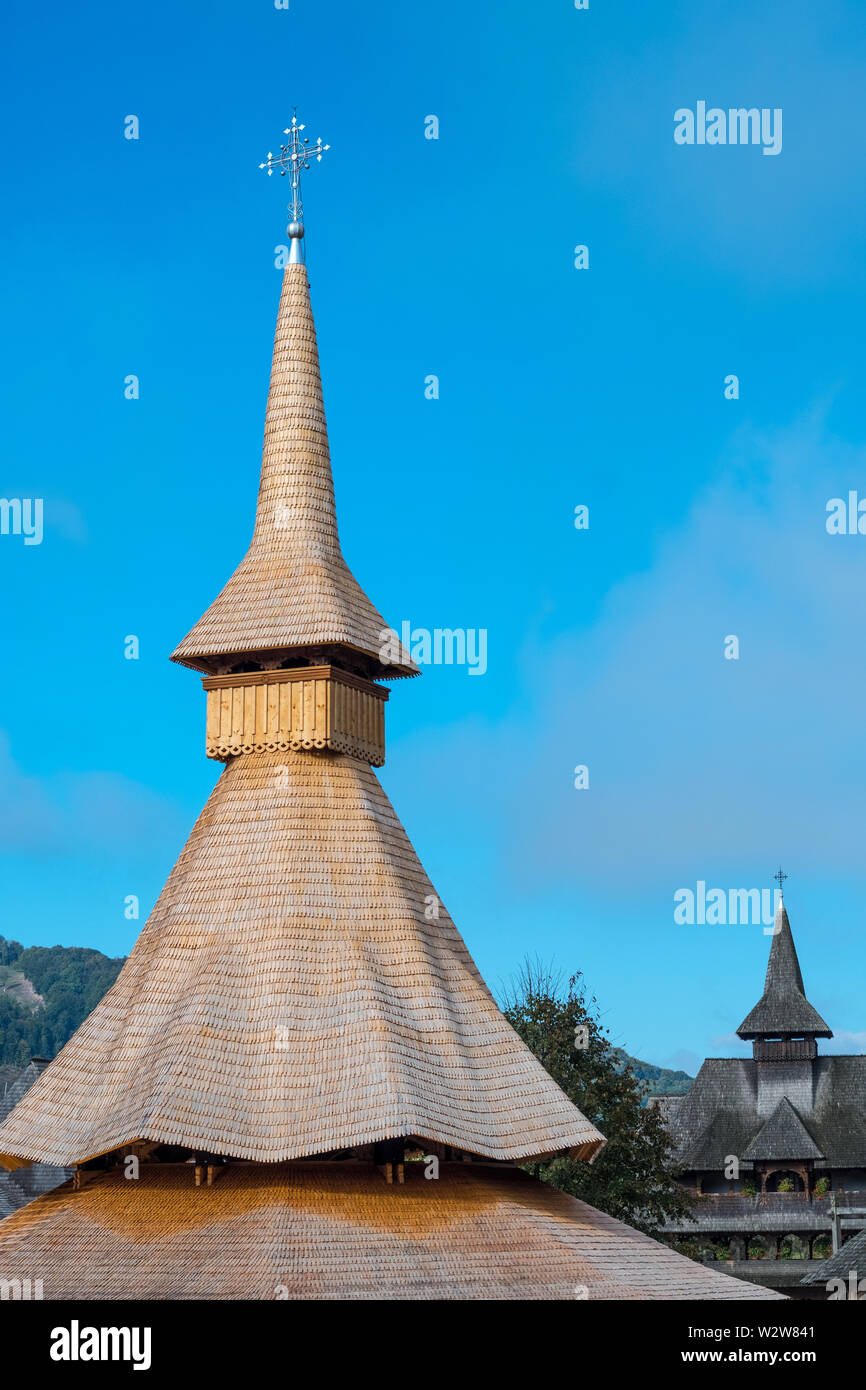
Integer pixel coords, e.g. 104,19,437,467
258,112,330,245
774,867,788,893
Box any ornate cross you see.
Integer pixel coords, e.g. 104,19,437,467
774,867,788,892
259,112,330,232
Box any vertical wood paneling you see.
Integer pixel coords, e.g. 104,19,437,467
220,689,232,746
315,679,327,739
280,683,292,738
230,688,244,744
267,683,279,739
206,691,220,746
332,679,341,739
243,686,256,741
204,670,386,765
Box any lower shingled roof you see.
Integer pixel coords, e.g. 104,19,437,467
0,1162,784,1300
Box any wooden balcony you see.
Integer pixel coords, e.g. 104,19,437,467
202,665,388,766
753,1038,818,1061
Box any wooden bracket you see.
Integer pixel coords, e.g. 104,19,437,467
72,1167,99,1191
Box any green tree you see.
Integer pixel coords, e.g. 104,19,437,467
501,960,694,1237
0,939,23,968
0,936,125,1068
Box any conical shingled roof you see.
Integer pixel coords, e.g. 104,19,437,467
0,751,603,1169
171,264,416,679
737,898,832,1039
742,1098,825,1162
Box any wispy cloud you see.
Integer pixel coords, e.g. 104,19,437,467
503,409,866,891
0,731,188,860
573,5,866,283
824,1030,866,1054
47,496,88,545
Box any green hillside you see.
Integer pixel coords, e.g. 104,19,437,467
0,936,125,1068
613,1047,694,1099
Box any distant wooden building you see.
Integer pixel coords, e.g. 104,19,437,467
0,125,778,1300
651,894,866,1294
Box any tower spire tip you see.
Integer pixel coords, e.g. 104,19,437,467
259,112,331,266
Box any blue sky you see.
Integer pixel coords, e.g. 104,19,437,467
2,0,866,1073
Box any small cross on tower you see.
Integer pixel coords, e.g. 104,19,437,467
774,866,788,895
259,111,331,237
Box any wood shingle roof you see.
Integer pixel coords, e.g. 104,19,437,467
737,899,832,1039
0,752,604,1170
656,901,864,1174
659,1056,866,1171
801,1228,866,1289
171,266,416,679
741,1098,824,1162
0,1162,784,1300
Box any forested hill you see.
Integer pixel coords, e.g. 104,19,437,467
0,936,125,1074
614,1048,694,1098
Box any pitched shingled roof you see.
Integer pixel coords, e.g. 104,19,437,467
737,898,832,1039
801,1228,866,1289
0,1162,784,1300
0,1059,50,1125
658,1056,866,1172
741,1098,824,1162
652,898,865,1175
0,751,603,1170
171,265,417,679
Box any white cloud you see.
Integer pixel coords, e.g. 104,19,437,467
572,9,866,283
503,410,866,890
823,1031,866,1055
0,731,188,859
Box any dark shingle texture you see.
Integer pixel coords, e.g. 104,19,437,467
737,902,831,1039
801,1228,866,1287
742,1098,824,1162
660,1057,866,1172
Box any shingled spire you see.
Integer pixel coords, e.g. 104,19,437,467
172,122,414,680
737,893,832,1041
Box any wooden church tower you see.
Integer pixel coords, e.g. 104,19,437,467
0,121,779,1299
